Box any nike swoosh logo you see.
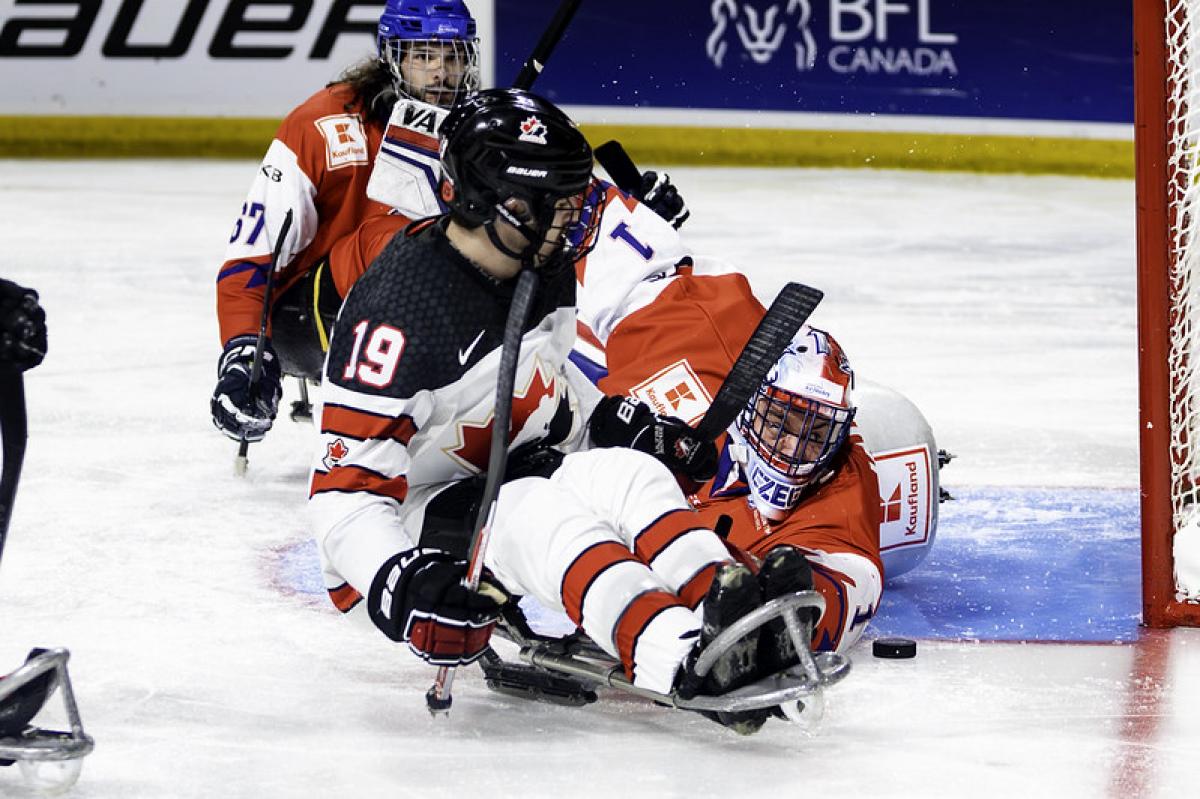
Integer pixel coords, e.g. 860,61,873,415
458,330,486,366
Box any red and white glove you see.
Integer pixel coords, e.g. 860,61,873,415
368,549,506,666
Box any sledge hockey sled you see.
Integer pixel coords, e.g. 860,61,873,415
0,648,94,791
480,589,851,727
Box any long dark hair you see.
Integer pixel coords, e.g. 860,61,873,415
331,57,396,125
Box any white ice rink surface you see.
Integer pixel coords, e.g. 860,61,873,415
1,161,1197,797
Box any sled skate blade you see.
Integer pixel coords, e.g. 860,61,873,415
480,658,599,706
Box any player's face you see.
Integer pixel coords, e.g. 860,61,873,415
756,396,835,467
496,193,583,266
534,195,584,263
400,41,467,106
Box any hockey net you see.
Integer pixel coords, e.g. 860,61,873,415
1136,0,1200,627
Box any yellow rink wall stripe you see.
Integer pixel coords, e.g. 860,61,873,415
0,115,1133,178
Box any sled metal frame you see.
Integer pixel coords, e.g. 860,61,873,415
0,649,94,763
490,591,851,715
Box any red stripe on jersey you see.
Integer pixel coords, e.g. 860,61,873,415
310,465,409,502
328,583,363,613
613,590,685,679
634,508,700,563
576,320,604,350
560,541,638,625
321,404,417,444
677,562,719,610
385,125,439,151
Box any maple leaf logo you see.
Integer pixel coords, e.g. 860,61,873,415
518,115,548,145
323,438,350,471
446,361,558,472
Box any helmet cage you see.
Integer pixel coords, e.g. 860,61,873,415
481,179,606,270
379,37,480,107
738,384,855,481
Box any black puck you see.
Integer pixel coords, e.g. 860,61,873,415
872,637,917,659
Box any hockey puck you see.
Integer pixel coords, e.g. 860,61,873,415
872,637,917,659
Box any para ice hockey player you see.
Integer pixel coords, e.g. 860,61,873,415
307,89,812,732
210,0,689,448
211,0,481,442
1,279,94,791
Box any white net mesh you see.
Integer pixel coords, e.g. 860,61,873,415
1166,0,1200,602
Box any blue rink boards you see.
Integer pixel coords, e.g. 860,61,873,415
279,486,1143,644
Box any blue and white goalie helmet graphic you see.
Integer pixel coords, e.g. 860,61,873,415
377,1,480,108
733,325,856,521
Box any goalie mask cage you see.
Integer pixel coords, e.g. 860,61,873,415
1136,0,1200,627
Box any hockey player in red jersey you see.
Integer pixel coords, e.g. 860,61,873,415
590,274,884,658
211,1,480,443
309,89,811,733
210,0,693,448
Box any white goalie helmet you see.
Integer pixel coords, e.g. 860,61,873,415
732,326,856,521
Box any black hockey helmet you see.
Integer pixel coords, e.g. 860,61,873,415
438,88,604,268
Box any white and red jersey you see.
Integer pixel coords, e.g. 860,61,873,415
215,84,397,345
308,219,601,610
598,271,885,654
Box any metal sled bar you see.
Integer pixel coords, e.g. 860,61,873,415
517,592,851,714
693,592,826,677
0,649,94,762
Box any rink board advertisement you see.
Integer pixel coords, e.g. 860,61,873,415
0,0,1131,126
0,0,495,116
496,0,1133,125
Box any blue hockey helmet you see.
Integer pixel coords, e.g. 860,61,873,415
377,1,480,108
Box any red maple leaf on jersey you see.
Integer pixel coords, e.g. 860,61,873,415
323,438,350,470
448,363,557,472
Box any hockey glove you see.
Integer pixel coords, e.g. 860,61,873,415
588,395,718,482
369,549,507,667
0,278,47,371
640,171,690,230
210,334,283,442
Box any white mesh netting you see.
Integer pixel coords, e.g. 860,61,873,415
1166,0,1200,602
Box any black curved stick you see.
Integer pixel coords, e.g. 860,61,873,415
426,268,541,715
234,208,295,476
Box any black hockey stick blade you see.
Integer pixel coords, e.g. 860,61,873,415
235,208,295,474
0,367,28,570
692,283,824,442
512,0,582,90
594,140,643,196
427,268,540,715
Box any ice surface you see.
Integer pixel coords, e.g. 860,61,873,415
1,162,1196,798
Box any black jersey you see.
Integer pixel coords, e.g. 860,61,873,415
308,219,600,603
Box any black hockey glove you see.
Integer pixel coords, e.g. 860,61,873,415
0,278,47,371
210,334,283,442
588,395,718,482
369,549,507,667
640,170,690,230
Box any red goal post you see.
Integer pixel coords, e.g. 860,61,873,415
1135,0,1200,627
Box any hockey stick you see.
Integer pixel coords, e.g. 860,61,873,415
594,140,643,196
512,0,582,90
0,367,27,572
692,282,824,442
426,267,541,715
234,208,295,477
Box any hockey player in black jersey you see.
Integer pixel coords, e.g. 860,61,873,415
308,89,803,733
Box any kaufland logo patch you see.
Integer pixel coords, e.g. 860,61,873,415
630,359,714,427
519,116,548,144
874,444,932,552
315,114,368,170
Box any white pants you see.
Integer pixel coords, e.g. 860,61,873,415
485,448,733,693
